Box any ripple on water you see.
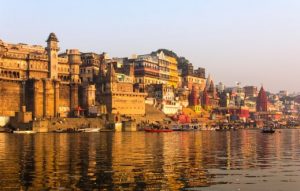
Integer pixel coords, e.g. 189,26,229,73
0,129,300,190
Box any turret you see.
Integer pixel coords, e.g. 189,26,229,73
46,33,60,79
189,85,200,106
0,39,5,58
67,49,81,83
106,63,117,92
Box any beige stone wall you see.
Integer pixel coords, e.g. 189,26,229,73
29,70,48,79
59,84,71,107
116,83,133,92
0,35,80,118
80,84,96,109
110,93,145,115
33,80,45,118
70,84,79,110
0,81,22,116
44,80,55,117
25,79,59,119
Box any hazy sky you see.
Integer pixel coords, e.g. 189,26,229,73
1,0,299,93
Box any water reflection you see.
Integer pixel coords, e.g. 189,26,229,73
0,130,300,190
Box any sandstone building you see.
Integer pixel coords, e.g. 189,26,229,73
0,33,80,119
130,51,179,92
179,62,206,91
98,62,146,115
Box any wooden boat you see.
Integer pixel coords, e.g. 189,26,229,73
13,130,36,134
171,124,199,131
53,128,80,133
181,124,194,131
171,124,182,131
53,129,65,133
261,127,275,133
144,128,173,133
78,128,101,132
190,123,201,130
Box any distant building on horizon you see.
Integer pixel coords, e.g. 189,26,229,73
216,82,225,93
278,90,289,97
244,86,258,98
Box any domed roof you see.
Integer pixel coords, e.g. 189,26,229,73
46,32,59,42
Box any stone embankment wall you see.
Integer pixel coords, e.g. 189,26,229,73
47,118,106,131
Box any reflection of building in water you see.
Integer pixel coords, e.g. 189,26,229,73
226,132,232,169
1,131,300,190
0,134,5,161
239,130,258,168
28,134,80,189
109,132,214,190
110,133,149,190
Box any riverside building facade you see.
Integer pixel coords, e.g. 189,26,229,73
0,33,148,125
0,33,80,119
0,33,215,124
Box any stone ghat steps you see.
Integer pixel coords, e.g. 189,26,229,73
145,104,167,120
132,104,167,124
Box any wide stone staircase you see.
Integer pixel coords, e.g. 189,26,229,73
131,104,167,124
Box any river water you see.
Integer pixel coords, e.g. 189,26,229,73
0,129,300,190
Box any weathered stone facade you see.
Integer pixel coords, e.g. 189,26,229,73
0,33,80,118
99,63,146,115
0,80,22,116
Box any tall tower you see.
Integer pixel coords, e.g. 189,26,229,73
0,39,6,58
189,85,200,106
106,63,117,92
67,49,81,83
67,49,82,112
46,33,60,79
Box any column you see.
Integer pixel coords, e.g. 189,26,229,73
54,81,60,117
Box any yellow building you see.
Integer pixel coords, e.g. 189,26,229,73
166,55,179,87
132,55,160,92
157,51,179,87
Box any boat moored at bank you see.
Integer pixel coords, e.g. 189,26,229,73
13,130,36,134
144,128,173,133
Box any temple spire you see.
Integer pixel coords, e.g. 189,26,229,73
206,74,212,88
256,86,268,112
107,63,117,82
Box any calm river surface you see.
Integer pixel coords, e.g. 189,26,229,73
0,129,300,190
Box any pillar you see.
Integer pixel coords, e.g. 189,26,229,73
54,80,60,117
70,83,79,112
33,79,43,119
